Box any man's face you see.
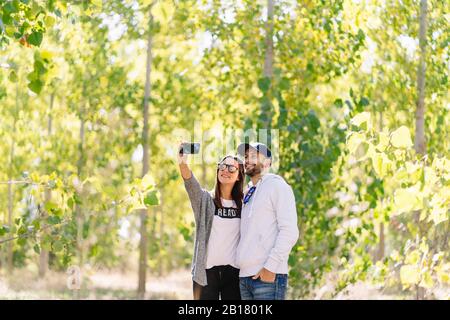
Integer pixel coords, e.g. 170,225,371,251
244,148,267,177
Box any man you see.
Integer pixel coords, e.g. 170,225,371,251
236,142,299,300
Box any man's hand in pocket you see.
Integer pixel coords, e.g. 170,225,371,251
253,268,276,283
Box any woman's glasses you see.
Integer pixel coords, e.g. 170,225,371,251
217,163,239,173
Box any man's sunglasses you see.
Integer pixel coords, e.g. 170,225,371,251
217,163,239,173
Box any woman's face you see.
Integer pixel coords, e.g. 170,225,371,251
217,157,240,185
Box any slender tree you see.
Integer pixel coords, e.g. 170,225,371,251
39,92,55,278
260,0,275,134
6,83,20,272
415,0,427,155
138,3,155,299
415,0,428,300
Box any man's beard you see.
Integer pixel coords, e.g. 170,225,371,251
245,164,262,177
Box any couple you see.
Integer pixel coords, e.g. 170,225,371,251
178,142,299,300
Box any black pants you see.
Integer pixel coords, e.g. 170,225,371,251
193,265,241,300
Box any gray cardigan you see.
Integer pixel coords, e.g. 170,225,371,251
183,173,216,286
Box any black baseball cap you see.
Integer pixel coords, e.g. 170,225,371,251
237,142,272,159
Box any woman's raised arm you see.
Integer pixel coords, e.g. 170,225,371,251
178,143,205,222
178,143,192,180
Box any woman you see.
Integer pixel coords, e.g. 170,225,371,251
178,143,244,300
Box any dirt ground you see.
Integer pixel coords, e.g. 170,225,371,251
0,268,448,300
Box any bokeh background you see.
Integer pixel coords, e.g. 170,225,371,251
0,0,448,299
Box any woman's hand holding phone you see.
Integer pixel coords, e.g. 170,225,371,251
178,142,192,179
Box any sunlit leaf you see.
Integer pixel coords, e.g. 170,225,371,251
400,265,419,287
391,126,413,149
350,112,371,129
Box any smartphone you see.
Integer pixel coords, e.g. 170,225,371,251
179,142,200,154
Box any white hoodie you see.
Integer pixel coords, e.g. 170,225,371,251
236,173,299,277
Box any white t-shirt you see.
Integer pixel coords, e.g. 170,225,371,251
206,198,241,269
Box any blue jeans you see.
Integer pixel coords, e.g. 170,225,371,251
239,274,288,300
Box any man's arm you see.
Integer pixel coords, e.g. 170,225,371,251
264,179,299,273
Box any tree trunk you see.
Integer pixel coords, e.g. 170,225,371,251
201,145,207,186
7,85,19,272
414,0,427,155
263,0,274,79
7,173,14,272
76,113,85,268
158,191,164,276
39,93,54,278
376,112,385,261
138,10,153,299
415,0,428,300
260,0,275,140
377,222,385,261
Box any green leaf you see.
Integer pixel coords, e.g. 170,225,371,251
40,50,53,61
306,110,320,132
18,225,28,235
45,201,58,213
34,59,47,75
334,99,343,108
67,197,74,209
83,221,90,239
52,240,64,252
45,15,56,28
5,25,16,37
8,70,18,82
32,219,41,231
47,215,61,225
27,2,42,18
33,243,41,254
257,77,271,92
28,79,43,94
357,28,365,42
45,200,63,216
89,244,99,257
359,97,369,106
278,77,290,90
27,31,43,47
144,189,159,207
73,193,82,205
0,225,10,237
91,0,103,7
3,2,19,15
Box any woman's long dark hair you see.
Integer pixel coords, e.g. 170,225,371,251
213,155,244,210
